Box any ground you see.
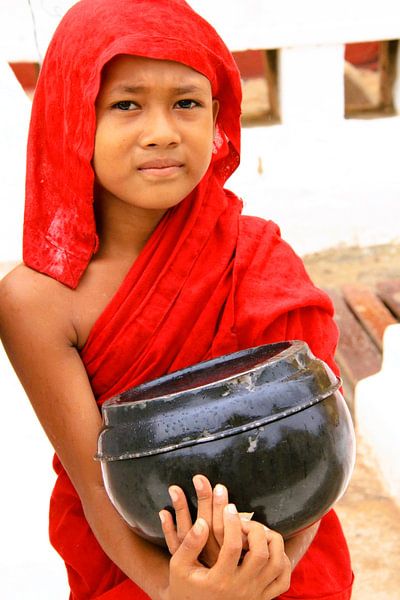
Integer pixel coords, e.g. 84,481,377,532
303,242,400,288
336,438,400,600
303,243,400,600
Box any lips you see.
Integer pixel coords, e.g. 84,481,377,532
137,158,184,179
138,158,183,170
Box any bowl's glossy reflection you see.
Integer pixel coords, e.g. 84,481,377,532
97,341,356,545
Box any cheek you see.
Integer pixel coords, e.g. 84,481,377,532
93,133,127,182
93,126,109,168
191,123,215,163
93,133,119,185
201,132,215,171
94,118,128,156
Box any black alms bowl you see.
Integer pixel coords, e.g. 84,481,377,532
97,341,356,545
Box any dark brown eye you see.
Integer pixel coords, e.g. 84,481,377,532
176,99,199,109
113,101,138,111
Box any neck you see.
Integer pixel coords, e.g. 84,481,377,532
94,192,167,260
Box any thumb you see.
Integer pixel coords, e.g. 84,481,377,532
173,518,209,566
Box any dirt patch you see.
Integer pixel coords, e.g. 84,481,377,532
302,243,400,289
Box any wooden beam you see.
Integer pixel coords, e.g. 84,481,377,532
342,284,397,351
326,288,382,389
376,279,400,320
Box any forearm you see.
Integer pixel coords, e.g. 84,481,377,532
284,521,320,571
82,486,170,600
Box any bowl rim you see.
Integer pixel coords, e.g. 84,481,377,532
96,375,342,462
103,340,305,410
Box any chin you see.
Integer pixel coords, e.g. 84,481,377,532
135,194,190,211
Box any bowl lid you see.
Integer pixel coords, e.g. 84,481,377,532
97,340,341,461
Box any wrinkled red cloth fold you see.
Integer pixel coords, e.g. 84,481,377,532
24,0,353,598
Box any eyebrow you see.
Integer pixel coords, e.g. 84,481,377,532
108,84,207,95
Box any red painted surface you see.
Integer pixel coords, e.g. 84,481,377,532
232,50,267,79
345,42,380,70
9,62,40,91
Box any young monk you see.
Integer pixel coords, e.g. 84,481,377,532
0,0,354,598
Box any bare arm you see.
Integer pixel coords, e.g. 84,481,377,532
284,521,320,570
0,267,170,600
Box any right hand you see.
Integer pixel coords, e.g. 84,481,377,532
162,503,291,600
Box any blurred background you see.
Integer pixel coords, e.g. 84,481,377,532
1,0,399,262
0,1,399,598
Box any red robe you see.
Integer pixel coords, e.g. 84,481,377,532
23,1,353,598
50,201,353,599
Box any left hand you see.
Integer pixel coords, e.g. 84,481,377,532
159,474,230,566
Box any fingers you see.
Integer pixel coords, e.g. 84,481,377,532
212,483,228,546
193,475,222,567
170,518,209,568
241,522,290,591
265,529,289,585
262,525,286,577
263,554,291,598
240,522,271,573
166,476,220,564
193,475,213,526
168,485,192,543
164,476,237,568
169,475,214,542
159,509,180,555
214,504,243,572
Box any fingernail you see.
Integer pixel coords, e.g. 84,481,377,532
159,511,166,524
169,486,179,502
193,518,205,535
214,483,225,497
193,475,204,491
226,503,237,515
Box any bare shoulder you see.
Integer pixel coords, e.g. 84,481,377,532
0,264,76,345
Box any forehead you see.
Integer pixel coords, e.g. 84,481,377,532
99,54,212,94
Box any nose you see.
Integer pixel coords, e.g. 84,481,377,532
139,107,181,148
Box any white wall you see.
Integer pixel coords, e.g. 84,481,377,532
2,0,400,58
356,325,400,503
0,63,30,261
0,338,69,598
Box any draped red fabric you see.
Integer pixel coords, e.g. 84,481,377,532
51,208,354,599
24,0,353,598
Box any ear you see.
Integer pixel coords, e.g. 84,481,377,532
212,99,220,130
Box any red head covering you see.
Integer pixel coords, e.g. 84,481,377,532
23,0,241,288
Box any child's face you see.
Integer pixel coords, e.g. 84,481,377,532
94,55,219,212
